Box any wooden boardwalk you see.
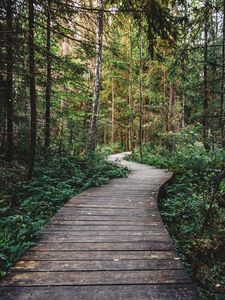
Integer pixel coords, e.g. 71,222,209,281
0,153,200,299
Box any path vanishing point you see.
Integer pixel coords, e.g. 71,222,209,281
0,152,200,299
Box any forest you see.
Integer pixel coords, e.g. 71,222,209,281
0,0,225,299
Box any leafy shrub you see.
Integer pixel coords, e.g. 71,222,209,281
128,126,225,299
97,142,124,155
0,154,129,277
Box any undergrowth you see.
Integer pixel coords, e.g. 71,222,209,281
127,126,225,300
0,154,129,277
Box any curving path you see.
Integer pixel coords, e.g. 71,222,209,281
0,153,200,299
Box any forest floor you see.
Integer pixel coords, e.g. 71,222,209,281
0,152,199,300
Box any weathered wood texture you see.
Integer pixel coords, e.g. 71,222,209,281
0,152,200,299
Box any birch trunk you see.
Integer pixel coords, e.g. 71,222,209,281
111,77,115,143
90,0,104,152
138,16,143,159
129,19,135,152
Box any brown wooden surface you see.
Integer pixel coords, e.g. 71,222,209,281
0,152,200,299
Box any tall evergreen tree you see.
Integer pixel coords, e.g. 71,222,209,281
27,0,37,180
6,0,13,161
44,0,52,151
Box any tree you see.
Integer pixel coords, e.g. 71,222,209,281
27,0,37,180
111,76,115,143
129,18,135,152
203,1,210,150
138,15,143,158
220,0,225,147
6,0,13,161
90,0,104,152
44,0,52,151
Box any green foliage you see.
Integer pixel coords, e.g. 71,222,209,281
0,154,129,277
97,143,125,155
128,126,225,299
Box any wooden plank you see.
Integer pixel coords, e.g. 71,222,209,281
59,208,157,214
12,259,184,271
50,215,161,221
43,225,165,231
37,235,170,243
0,270,192,286
70,196,154,200
74,193,153,197
63,207,158,211
0,285,200,300
62,200,156,204
48,222,163,227
23,250,181,261
65,204,156,208
48,220,162,225
30,241,174,251
54,208,157,213
53,213,159,218
69,201,156,205
77,186,151,190
40,230,167,237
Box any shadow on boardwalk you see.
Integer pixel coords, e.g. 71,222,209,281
0,152,200,299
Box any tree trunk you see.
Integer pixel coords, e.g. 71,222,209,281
169,3,178,138
1,106,7,153
163,49,169,132
170,82,177,133
138,16,143,159
45,0,51,151
27,0,37,180
129,19,135,152
211,6,217,150
180,0,188,129
203,2,210,150
125,115,129,150
111,77,115,144
90,0,104,152
84,100,93,153
220,0,225,147
6,0,13,161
